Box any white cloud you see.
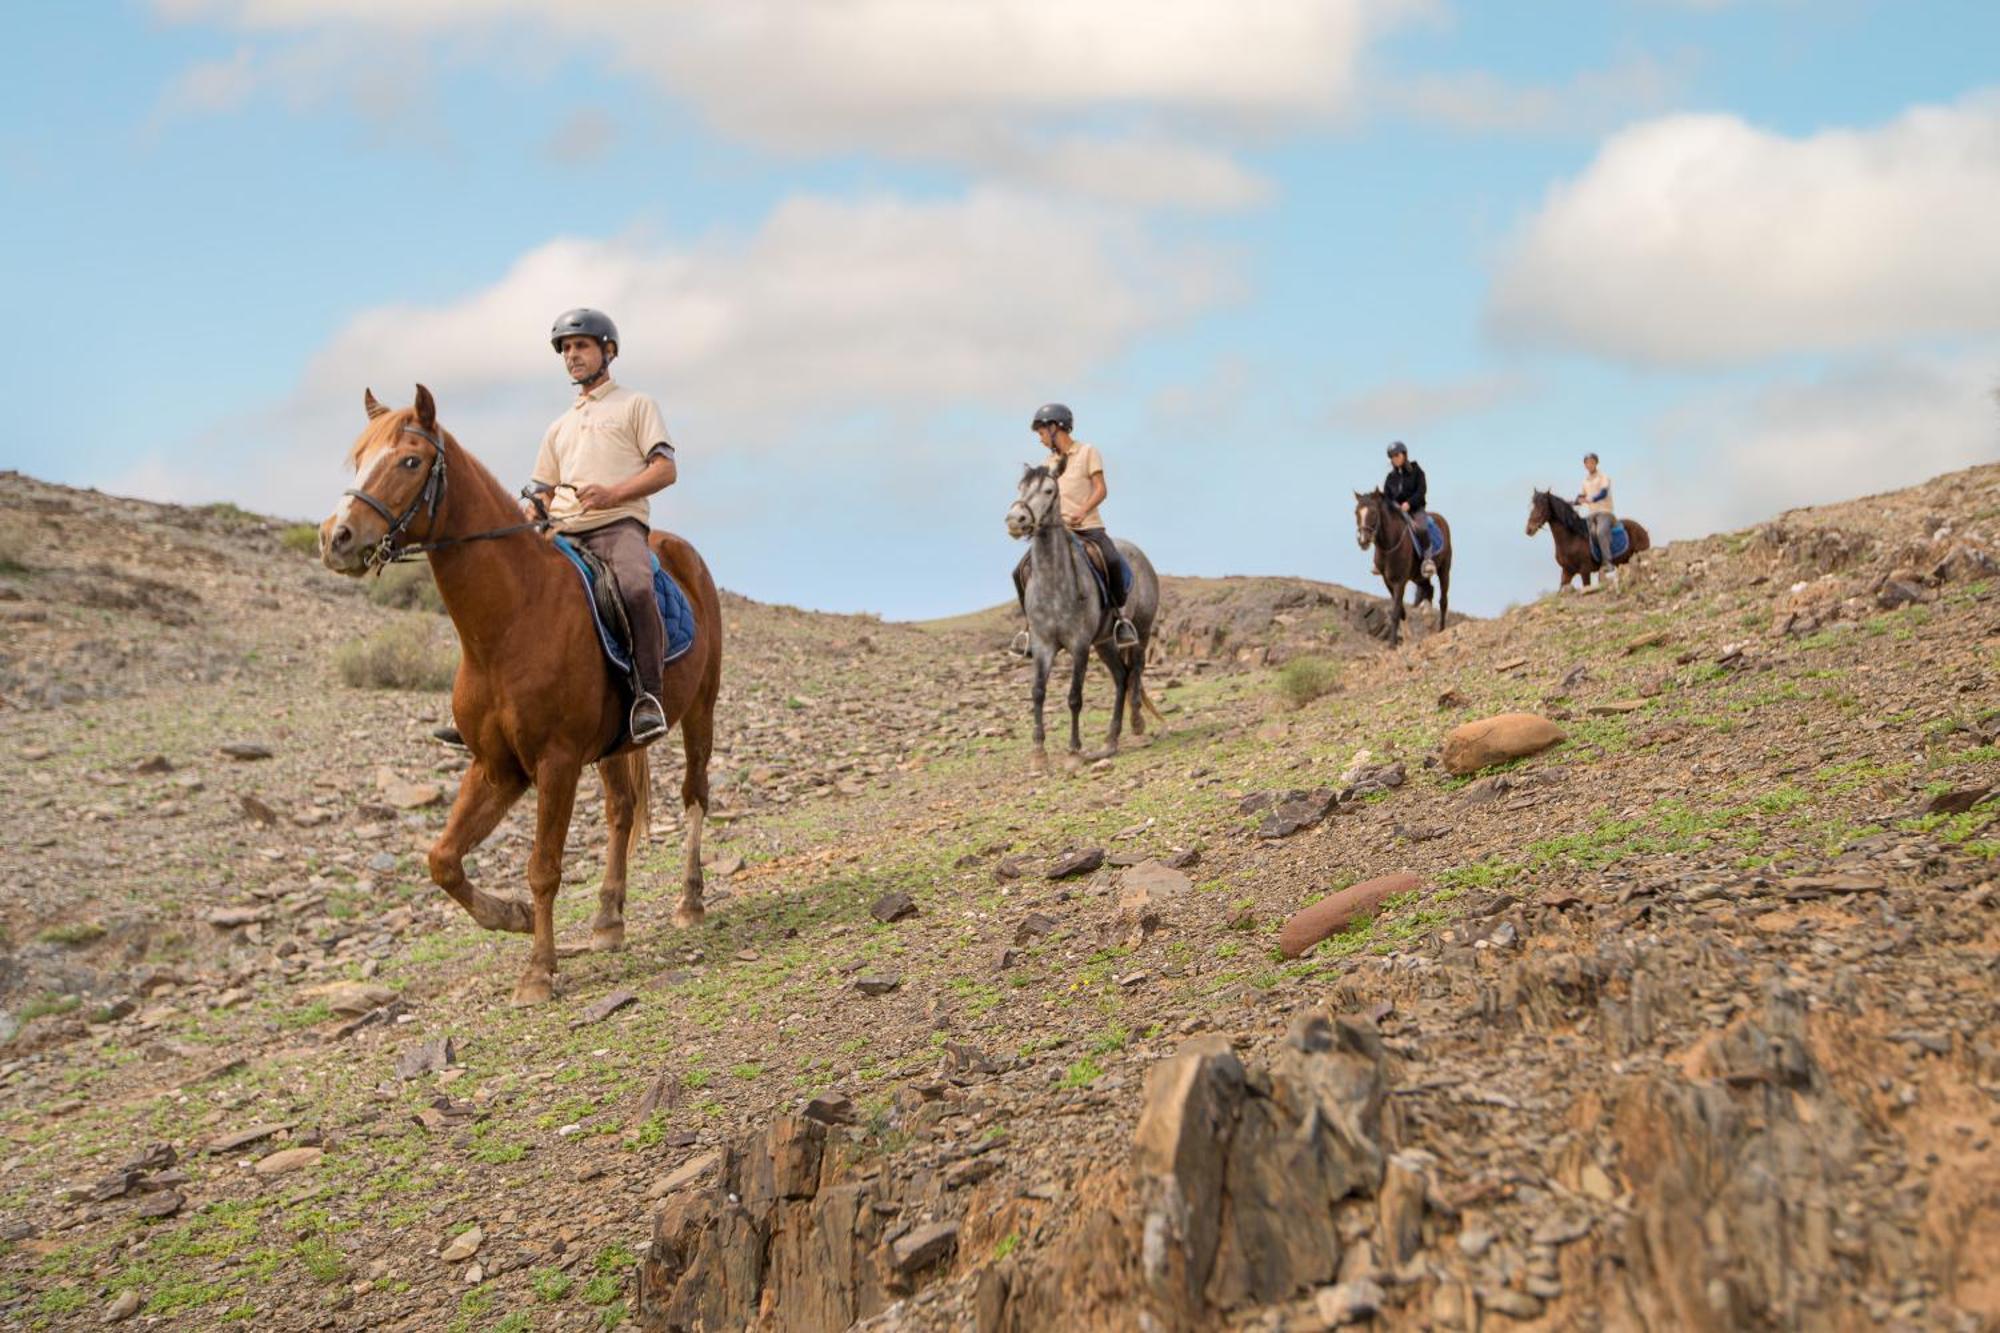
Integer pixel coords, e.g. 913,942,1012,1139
1631,347,2000,540
131,186,1238,523
1382,54,1684,137
1328,370,1535,434
1488,93,2000,366
153,0,1428,208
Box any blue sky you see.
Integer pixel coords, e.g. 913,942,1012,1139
5,1,1998,618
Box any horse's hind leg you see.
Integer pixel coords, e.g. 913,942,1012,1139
1093,642,1128,758
1127,644,1148,736
673,688,716,928
592,751,646,951
1437,563,1450,632
514,759,582,1006
428,760,532,935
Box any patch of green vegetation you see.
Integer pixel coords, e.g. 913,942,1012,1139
274,1000,333,1030
1435,858,1518,891
37,1286,87,1315
581,1274,623,1305
35,921,106,946
365,561,446,613
20,994,80,1021
294,1235,345,1283
993,1231,1021,1261
1059,1057,1103,1088
533,1268,574,1302
279,523,321,556
1086,1023,1129,1056
1752,784,1810,815
729,1062,762,1080
1273,656,1342,710
471,1140,527,1165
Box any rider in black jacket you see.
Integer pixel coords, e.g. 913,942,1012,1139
1383,442,1436,579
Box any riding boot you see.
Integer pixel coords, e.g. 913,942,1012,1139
629,692,669,745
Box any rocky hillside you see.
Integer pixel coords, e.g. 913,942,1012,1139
0,464,1995,1331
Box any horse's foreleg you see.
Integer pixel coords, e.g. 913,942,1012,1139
593,753,643,951
1065,649,1088,762
1437,564,1450,632
428,761,532,934
513,760,582,1007
1386,580,1404,648
674,691,715,928
1030,644,1053,774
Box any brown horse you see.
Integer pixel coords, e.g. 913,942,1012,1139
1353,489,1451,647
320,386,723,1006
1525,490,1651,592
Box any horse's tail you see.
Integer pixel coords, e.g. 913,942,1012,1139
1139,683,1166,725
628,748,652,860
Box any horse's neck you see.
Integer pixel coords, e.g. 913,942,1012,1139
1027,517,1084,595
423,448,545,653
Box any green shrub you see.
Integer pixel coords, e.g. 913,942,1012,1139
279,523,322,556
1274,655,1341,709
336,619,458,691
365,562,446,614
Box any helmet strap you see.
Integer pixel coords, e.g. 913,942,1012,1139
569,339,613,389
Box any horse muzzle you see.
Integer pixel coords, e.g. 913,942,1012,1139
320,513,374,576
1354,528,1371,550
1005,504,1034,539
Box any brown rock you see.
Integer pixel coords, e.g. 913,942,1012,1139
869,892,917,923
1045,848,1105,880
890,1221,959,1275
303,981,396,1016
253,1146,323,1176
1278,873,1422,959
383,781,443,810
1441,713,1566,776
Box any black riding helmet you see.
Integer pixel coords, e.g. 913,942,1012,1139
1031,402,1074,432
1387,441,1408,459
550,308,620,355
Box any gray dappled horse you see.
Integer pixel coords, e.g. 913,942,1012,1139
1005,465,1161,773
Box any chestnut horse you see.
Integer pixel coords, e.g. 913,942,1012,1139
1353,489,1450,648
1525,490,1651,592
321,386,723,1005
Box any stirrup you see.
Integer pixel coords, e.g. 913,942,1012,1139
628,693,669,745
1008,630,1031,658
1420,557,1437,580
1112,617,1140,649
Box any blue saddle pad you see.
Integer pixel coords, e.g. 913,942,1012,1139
1588,522,1630,565
1069,532,1112,609
550,536,696,675
1423,514,1445,559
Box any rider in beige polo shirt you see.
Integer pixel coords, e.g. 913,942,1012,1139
522,308,677,744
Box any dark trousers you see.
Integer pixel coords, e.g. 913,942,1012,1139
1013,528,1129,610
576,519,665,697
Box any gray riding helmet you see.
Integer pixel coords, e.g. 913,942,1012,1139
1031,402,1074,431
1387,441,1407,458
550,308,620,354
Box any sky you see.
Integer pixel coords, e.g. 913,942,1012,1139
5,1,1999,619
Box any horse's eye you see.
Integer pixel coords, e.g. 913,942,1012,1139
401,457,420,469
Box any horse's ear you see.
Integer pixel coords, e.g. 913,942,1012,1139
412,384,436,431
363,388,387,420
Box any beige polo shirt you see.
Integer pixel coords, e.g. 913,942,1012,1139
1056,441,1107,531
1578,470,1614,518
531,380,674,533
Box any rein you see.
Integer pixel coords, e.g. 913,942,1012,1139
344,424,553,568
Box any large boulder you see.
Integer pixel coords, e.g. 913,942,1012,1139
1441,712,1566,776
1278,873,1421,959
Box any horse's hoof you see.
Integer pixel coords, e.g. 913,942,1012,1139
1062,751,1084,773
673,897,705,929
1030,750,1049,775
509,972,554,1007
591,924,626,952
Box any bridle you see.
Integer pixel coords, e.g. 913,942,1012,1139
342,422,552,569
1007,470,1060,537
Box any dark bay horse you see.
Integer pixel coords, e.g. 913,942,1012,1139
321,386,723,1006
1526,490,1651,592
1005,465,1162,773
1353,490,1450,648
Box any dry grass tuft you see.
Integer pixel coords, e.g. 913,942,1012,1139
336,618,458,691
1274,655,1342,710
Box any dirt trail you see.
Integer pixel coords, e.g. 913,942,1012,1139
0,465,1995,1331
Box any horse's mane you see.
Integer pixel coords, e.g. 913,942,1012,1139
1536,489,1588,537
